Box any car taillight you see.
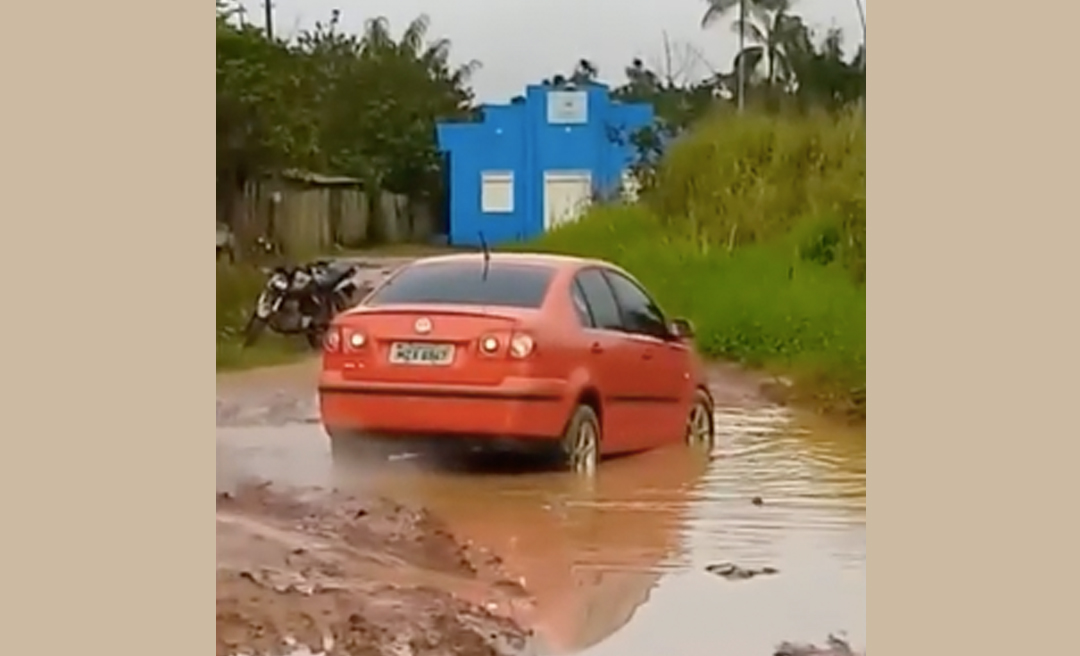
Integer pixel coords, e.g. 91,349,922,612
324,327,341,352
509,333,534,359
346,330,367,350
479,334,500,354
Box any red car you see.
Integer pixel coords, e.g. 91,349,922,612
318,252,715,473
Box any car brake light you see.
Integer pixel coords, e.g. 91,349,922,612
324,327,341,352
509,333,534,359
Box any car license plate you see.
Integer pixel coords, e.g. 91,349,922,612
388,342,455,366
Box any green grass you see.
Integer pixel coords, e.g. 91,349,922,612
216,262,313,371
521,110,866,420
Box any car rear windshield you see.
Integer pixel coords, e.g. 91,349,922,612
366,261,556,308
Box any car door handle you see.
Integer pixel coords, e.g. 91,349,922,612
642,351,653,361
590,342,604,354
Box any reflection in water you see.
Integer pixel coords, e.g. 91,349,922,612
216,401,866,656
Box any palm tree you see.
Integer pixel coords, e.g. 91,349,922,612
359,15,480,88
702,0,804,101
702,0,751,109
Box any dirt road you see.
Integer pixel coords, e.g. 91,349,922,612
217,356,865,656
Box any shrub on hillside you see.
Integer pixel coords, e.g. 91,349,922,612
217,263,264,336
528,206,864,392
648,109,865,282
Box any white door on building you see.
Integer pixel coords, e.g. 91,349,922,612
543,171,593,231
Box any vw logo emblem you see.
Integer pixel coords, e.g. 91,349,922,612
414,317,432,334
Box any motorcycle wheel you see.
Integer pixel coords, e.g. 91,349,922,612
242,315,268,347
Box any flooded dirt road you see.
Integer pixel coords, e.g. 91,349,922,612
217,360,865,656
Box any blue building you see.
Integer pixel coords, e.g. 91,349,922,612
435,82,655,247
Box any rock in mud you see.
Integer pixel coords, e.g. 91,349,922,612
774,634,861,656
705,562,779,580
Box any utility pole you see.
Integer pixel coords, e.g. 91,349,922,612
737,0,746,112
854,0,866,71
263,0,274,40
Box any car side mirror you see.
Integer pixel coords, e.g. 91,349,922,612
669,318,695,340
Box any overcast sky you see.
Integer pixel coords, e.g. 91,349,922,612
238,0,865,102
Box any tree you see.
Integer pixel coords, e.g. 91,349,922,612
570,59,599,84
215,5,481,243
700,0,865,113
785,28,865,112
216,1,318,227
703,0,806,90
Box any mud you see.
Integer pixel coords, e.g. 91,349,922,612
217,349,866,656
216,483,533,656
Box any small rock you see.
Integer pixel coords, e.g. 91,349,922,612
774,634,856,656
706,562,779,580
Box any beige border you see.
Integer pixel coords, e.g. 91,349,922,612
4,0,209,652
870,0,1080,653
18,0,1060,651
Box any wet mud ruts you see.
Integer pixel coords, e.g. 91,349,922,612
216,483,533,656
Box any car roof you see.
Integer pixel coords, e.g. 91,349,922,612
407,251,610,271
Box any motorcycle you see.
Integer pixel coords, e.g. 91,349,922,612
242,260,360,348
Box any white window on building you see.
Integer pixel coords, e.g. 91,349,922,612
480,171,514,213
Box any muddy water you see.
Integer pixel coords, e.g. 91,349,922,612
217,362,865,656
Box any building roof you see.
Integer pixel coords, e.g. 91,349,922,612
279,169,363,186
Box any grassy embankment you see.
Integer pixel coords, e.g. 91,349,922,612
216,262,313,371
523,110,866,420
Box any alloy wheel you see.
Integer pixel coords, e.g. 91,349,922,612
569,420,599,475
686,401,714,447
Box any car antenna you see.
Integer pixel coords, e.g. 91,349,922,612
478,231,491,281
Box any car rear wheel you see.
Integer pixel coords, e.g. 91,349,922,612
561,405,601,476
686,389,715,449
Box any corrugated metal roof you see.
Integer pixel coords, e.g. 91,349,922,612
279,169,363,186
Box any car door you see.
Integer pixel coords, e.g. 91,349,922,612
600,269,692,447
571,268,649,452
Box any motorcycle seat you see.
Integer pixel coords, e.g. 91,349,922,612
312,264,353,288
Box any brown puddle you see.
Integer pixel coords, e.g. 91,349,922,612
217,363,865,656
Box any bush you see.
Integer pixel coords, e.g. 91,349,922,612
648,109,865,283
217,262,265,335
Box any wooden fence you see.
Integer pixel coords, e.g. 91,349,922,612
221,171,439,259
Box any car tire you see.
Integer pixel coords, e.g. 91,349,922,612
561,405,601,476
686,388,715,449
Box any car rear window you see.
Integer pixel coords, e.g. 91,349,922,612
366,261,556,308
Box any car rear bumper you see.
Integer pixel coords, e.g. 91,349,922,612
317,374,570,440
